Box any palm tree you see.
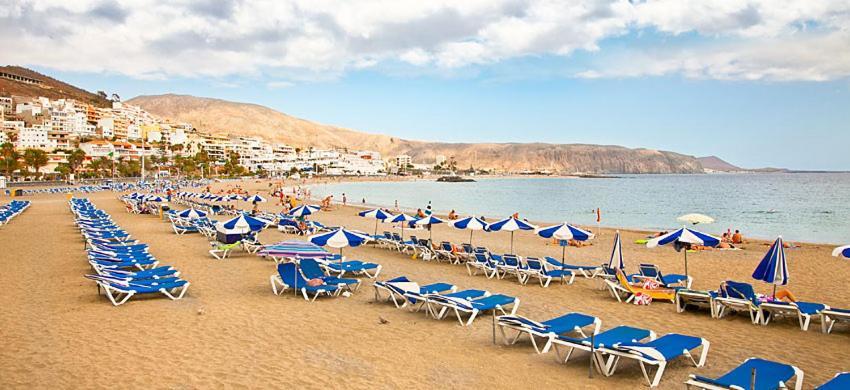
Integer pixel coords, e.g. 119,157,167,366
1,142,21,179
66,148,86,179
23,149,49,179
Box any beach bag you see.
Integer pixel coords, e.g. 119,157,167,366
633,293,652,305
642,279,661,290
307,278,324,287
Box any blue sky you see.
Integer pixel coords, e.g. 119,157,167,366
7,1,850,170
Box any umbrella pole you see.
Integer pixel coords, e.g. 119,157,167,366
684,249,689,280
470,230,473,248
561,244,566,285
374,219,378,236
510,231,514,254
772,284,777,298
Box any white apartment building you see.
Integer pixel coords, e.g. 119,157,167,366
16,125,54,150
97,117,114,138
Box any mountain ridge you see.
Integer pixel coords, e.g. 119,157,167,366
127,93,705,174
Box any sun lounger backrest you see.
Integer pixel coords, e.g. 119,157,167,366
639,263,660,278
725,281,758,302
299,259,327,279
526,258,542,271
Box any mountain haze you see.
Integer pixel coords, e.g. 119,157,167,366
128,94,704,174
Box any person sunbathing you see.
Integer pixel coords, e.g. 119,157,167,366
448,210,458,220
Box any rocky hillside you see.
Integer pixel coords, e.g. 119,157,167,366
697,156,742,172
128,94,704,174
0,65,111,107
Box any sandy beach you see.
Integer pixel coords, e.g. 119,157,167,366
2,181,849,389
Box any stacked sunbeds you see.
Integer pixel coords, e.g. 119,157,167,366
373,276,519,326
71,198,190,306
675,279,850,334
0,200,31,226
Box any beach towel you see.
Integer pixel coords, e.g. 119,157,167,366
633,292,652,305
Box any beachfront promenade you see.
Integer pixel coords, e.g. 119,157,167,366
2,189,849,389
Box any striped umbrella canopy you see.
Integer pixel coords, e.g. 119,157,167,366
537,223,595,265
244,194,267,203
359,208,394,235
289,204,321,217
752,236,789,295
176,208,207,219
257,240,329,259
607,231,625,270
832,245,850,259
216,214,271,234
390,213,417,241
414,215,444,243
646,226,720,279
224,194,242,201
309,228,371,260
452,216,488,247
487,217,537,254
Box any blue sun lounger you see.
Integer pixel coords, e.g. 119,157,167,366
685,357,804,390
758,301,827,331
715,281,763,324
299,258,361,292
85,274,190,306
497,312,601,354
635,263,692,288
550,325,655,374
98,266,179,280
817,372,850,390
545,257,602,278
427,291,520,326
373,276,456,309
270,263,339,301
320,259,383,279
601,333,710,388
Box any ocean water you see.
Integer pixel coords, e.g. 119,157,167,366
309,173,850,245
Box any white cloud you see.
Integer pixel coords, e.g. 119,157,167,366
2,0,849,81
266,80,294,89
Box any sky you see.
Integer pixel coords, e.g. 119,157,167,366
3,0,850,170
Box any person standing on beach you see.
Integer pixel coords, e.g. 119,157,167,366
394,200,399,211
342,193,347,206
425,201,432,216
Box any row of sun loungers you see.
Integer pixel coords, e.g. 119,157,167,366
675,280,850,334
0,200,30,226
373,276,520,326
71,198,190,306
371,274,844,388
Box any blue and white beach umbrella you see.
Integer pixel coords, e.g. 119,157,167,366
832,244,850,259
216,214,271,234
244,194,267,203
646,226,720,278
452,216,488,246
310,228,371,249
752,236,789,295
608,231,625,270
176,208,207,219
224,194,242,201
359,208,394,235
487,217,537,254
390,213,417,240
536,223,594,264
415,214,444,243
289,204,321,218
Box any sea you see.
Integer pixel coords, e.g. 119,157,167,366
308,173,850,245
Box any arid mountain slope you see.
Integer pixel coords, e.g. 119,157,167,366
0,65,111,107
128,93,704,173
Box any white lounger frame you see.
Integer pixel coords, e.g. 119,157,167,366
601,338,710,388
